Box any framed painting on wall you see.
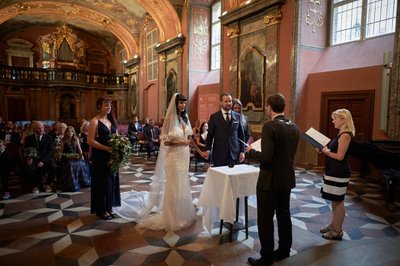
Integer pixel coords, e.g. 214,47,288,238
239,47,264,111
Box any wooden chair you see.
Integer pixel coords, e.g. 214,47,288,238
136,131,147,156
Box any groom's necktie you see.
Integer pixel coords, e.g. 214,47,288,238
225,112,230,122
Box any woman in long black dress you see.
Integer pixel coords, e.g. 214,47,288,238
87,97,121,220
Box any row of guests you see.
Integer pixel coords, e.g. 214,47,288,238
0,120,91,199
128,116,161,159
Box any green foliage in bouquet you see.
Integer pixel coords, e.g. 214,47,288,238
109,134,133,172
24,147,38,158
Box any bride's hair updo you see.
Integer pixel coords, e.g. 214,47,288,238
175,93,188,124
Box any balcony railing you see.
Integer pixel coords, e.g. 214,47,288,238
0,64,128,88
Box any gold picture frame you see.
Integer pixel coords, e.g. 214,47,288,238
239,47,265,111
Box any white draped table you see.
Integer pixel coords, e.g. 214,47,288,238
197,164,259,236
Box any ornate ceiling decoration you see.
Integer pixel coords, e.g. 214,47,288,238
0,0,183,58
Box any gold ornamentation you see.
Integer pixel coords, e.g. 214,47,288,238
151,0,163,11
193,14,208,58
159,55,167,62
133,65,140,72
305,0,323,33
16,3,32,12
264,10,282,26
89,12,112,26
56,4,80,15
175,48,183,56
142,13,153,30
227,25,240,39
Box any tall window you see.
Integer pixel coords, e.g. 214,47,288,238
146,29,159,81
331,0,397,45
211,1,221,70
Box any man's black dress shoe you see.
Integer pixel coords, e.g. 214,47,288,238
248,257,272,266
273,250,290,261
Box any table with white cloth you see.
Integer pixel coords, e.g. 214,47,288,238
197,164,259,241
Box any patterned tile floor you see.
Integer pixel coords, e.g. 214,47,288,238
0,155,399,265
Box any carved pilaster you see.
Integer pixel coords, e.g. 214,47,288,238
174,48,183,56
227,25,240,39
387,0,400,139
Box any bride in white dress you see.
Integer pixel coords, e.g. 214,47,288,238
114,93,197,231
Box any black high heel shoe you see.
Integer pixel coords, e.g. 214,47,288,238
108,211,118,219
99,213,112,220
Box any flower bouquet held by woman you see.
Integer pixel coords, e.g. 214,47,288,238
108,134,133,172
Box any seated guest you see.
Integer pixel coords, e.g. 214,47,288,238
192,119,201,141
59,126,90,191
23,121,57,193
47,121,60,141
20,122,33,146
79,121,91,162
0,120,21,162
143,118,160,159
195,122,210,166
128,116,143,146
0,139,12,200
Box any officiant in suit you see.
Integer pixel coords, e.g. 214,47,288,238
245,93,299,266
24,121,57,193
205,92,245,166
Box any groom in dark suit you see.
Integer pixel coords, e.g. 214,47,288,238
246,93,299,266
205,92,245,166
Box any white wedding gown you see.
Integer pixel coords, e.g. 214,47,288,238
114,122,196,231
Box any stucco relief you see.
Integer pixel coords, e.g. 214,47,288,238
305,0,323,33
193,14,208,59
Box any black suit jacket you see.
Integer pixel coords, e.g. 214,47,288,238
0,131,20,145
128,122,143,137
206,110,245,164
247,115,299,191
143,125,160,142
24,134,55,163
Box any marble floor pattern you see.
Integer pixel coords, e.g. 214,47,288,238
0,155,399,266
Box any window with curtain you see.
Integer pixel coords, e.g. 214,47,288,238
146,29,159,81
211,1,221,70
331,0,397,45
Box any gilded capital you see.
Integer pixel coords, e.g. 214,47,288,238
132,66,140,73
159,55,167,62
175,48,183,56
264,10,282,26
227,25,240,39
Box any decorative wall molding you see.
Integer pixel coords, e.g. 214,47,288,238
227,25,240,39
220,0,285,26
174,48,183,56
305,0,323,33
264,10,282,26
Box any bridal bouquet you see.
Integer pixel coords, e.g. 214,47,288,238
109,134,133,172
